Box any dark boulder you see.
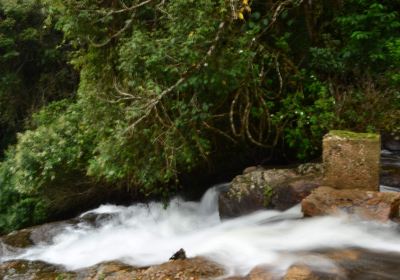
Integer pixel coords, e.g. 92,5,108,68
219,164,322,219
169,248,187,260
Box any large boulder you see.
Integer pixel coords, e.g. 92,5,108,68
219,164,322,218
302,186,400,222
323,130,380,191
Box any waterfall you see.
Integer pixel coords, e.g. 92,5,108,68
2,184,400,276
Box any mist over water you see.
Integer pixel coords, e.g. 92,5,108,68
3,184,400,276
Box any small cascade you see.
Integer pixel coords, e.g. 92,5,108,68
380,147,400,192
2,185,400,277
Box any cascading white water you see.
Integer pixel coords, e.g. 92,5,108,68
3,184,400,276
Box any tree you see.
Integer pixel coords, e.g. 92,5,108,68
0,0,77,156
0,0,399,233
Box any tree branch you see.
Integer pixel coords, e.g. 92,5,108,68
123,21,226,134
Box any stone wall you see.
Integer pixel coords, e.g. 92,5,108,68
323,130,380,191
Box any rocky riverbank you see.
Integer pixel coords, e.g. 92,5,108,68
1,131,400,279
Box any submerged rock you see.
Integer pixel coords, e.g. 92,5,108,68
0,211,120,258
78,212,117,227
246,265,275,280
219,164,322,218
0,220,74,253
283,264,342,280
302,186,400,222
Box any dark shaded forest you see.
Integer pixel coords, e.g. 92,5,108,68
0,0,399,233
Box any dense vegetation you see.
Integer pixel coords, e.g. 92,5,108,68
0,0,399,233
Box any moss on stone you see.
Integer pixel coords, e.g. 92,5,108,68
327,130,380,141
263,186,274,207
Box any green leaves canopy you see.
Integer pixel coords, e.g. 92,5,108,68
0,0,399,233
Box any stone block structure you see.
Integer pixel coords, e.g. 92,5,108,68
323,130,380,191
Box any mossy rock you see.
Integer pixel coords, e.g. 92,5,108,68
0,260,76,280
327,130,380,141
219,164,323,218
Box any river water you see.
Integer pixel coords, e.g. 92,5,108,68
3,184,400,277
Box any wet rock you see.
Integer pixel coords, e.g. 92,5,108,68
382,134,400,152
283,264,343,280
77,261,143,280
0,257,224,280
1,220,74,250
306,248,400,280
170,248,187,260
243,166,266,174
1,230,33,249
272,177,321,211
283,265,322,280
0,212,117,255
138,257,224,280
0,260,76,280
333,249,400,280
281,249,400,280
78,212,117,227
0,240,22,258
30,221,75,245
246,265,275,280
380,167,400,188
381,150,400,188
219,164,322,218
296,163,324,175
302,186,400,222
323,130,380,191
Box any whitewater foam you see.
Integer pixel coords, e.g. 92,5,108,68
3,184,400,276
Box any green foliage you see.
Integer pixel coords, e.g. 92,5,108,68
309,0,400,134
11,104,94,194
282,78,336,159
0,0,399,233
0,148,47,233
0,0,77,155
0,101,96,233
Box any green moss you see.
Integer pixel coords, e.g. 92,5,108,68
263,186,274,208
327,130,380,141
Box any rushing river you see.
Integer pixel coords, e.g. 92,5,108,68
2,184,400,277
